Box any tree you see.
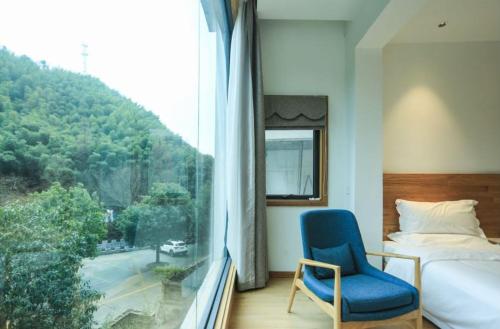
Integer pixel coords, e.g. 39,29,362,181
117,183,193,263
0,184,106,329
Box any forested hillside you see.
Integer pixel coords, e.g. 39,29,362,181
0,47,213,213
0,47,213,328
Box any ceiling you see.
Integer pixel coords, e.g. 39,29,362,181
257,0,364,21
391,0,500,43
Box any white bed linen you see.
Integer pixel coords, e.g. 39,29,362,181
383,236,500,329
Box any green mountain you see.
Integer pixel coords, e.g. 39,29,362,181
0,47,213,210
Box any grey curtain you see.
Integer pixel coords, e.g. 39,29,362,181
226,0,268,291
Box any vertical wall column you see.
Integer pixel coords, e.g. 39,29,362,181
353,48,384,266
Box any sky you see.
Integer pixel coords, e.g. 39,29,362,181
0,0,216,155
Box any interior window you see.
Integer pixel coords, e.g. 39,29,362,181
265,129,319,198
264,95,328,206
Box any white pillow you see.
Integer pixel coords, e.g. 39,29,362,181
395,199,482,236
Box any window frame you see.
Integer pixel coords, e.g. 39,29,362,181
265,127,328,207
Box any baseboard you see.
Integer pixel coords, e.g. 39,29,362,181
269,271,295,278
214,263,237,329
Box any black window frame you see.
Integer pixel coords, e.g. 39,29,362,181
265,128,321,201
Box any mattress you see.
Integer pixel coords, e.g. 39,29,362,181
383,236,500,329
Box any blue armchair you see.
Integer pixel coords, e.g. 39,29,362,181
287,209,422,329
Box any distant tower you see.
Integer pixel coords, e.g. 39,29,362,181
81,44,88,74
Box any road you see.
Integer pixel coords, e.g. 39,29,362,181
81,246,206,327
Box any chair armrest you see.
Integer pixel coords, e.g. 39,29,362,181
299,258,341,273
366,251,419,262
297,258,341,311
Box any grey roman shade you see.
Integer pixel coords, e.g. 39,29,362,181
264,95,328,129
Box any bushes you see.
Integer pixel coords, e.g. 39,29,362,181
153,266,190,283
0,184,106,329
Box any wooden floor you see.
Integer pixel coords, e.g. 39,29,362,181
229,278,438,329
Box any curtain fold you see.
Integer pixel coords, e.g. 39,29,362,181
226,0,268,291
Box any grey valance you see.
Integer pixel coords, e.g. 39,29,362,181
264,95,328,129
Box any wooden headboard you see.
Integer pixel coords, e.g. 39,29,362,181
383,174,500,240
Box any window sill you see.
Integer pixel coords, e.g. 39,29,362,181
266,198,328,207
179,257,226,329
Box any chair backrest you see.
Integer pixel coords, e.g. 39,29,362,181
300,209,369,275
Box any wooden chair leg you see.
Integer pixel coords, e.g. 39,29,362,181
415,316,423,329
287,262,303,313
287,284,298,313
333,317,341,329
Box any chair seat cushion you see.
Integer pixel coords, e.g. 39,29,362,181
304,272,416,313
310,243,357,278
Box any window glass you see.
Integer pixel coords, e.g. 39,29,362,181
0,1,223,328
265,130,316,197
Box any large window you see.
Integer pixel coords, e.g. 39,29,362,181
0,1,225,328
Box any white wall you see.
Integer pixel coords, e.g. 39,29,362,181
384,42,500,173
352,48,384,264
260,1,425,272
261,20,349,271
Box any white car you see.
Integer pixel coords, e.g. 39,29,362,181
161,240,188,256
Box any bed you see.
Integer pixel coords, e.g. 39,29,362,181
382,174,500,329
